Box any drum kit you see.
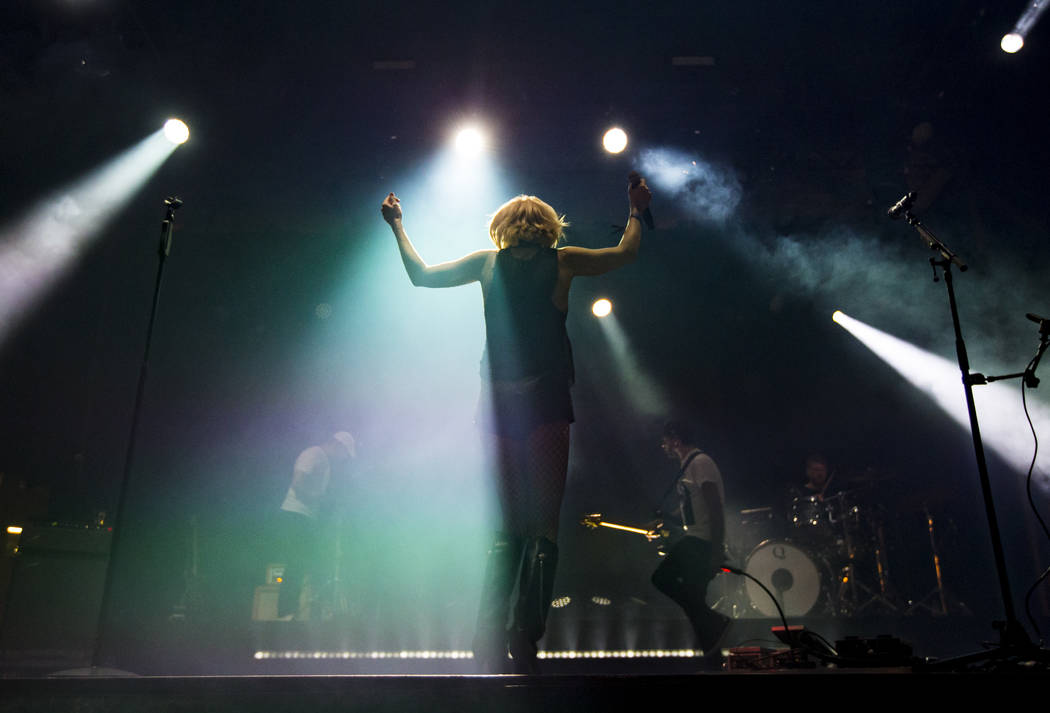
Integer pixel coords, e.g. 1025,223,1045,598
721,476,904,619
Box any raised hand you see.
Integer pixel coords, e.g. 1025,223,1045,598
628,177,652,213
381,192,402,224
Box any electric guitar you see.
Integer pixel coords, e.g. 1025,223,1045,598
580,513,680,555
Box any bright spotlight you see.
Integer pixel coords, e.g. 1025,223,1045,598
1001,33,1024,53
163,118,190,145
454,126,485,155
603,127,628,154
1002,1,1049,53
592,298,612,317
832,310,844,324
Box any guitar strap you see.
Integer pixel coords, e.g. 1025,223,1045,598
655,450,703,524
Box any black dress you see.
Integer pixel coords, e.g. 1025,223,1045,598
478,247,574,439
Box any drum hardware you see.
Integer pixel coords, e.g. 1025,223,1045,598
708,570,749,620
831,507,899,616
904,504,954,616
740,506,776,528
791,495,827,530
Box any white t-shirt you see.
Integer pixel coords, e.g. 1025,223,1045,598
676,449,725,542
280,446,331,520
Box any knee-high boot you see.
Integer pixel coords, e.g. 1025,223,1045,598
472,532,524,672
508,536,558,673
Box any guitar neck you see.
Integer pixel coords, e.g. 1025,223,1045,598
595,521,653,536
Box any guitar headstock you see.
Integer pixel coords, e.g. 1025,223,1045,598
581,513,603,529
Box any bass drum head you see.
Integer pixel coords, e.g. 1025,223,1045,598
744,540,821,617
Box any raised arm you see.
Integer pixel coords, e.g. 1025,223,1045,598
381,192,492,288
558,178,652,277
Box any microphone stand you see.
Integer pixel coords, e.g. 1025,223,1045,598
90,197,182,672
893,203,1050,670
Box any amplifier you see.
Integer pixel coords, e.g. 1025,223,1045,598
0,524,112,673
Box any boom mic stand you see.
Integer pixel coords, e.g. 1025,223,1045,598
90,197,182,672
889,194,1050,670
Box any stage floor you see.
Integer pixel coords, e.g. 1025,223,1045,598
3,667,1050,713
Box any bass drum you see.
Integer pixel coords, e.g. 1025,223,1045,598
744,540,825,617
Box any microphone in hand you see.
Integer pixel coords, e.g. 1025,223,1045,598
628,171,654,229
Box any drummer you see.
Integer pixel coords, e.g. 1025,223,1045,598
798,453,839,502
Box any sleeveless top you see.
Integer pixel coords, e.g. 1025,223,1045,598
480,247,574,384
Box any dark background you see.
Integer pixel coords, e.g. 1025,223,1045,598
1,0,1048,670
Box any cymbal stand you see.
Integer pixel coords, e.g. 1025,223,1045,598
325,518,351,619
835,514,898,615
854,522,900,615
906,504,952,615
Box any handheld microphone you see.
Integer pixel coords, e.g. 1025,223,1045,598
628,171,654,229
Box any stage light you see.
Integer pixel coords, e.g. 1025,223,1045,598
592,298,612,317
1001,33,1024,53
833,310,1050,479
602,127,628,154
1001,0,1049,53
454,126,485,155
832,310,844,324
163,118,189,145
6,526,22,535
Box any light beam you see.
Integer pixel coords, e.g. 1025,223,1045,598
595,311,667,417
833,311,1050,481
0,128,179,346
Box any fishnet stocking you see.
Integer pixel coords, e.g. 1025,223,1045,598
487,422,570,543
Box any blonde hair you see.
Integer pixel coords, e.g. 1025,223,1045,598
487,195,568,249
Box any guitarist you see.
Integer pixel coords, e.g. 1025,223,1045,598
652,420,730,655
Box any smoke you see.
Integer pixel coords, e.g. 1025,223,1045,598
639,143,1048,477
739,223,1048,378
748,227,926,321
737,223,1050,478
638,147,741,223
